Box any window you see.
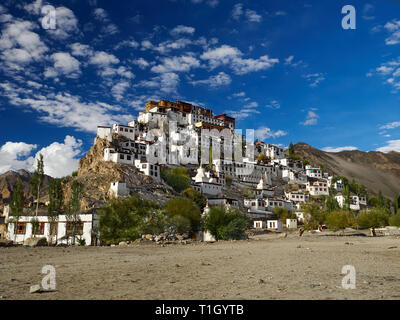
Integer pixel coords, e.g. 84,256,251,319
33,222,45,235
120,154,124,160
17,222,26,234
127,155,131,161
66,222,84,235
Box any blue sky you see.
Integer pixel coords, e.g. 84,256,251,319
0,0,400,177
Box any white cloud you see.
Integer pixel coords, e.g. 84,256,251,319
303,73,325,87
111,81,130,101
0,141,37,174
379,121,400,130
301,110,319,126
0,19,48,70
23,0,43,15
373,57,400,91
376,140,400,152
33,136,83,177
232,4,243,20
0,82,133,132
170,25,195,36
233,92,246,97
255,127,287,140
201,45,278,75
191,72,231,88
0,136,83,177
322,146,358,153
89,51,119,66
151,55,200,73
131,57,151,69
45,52,81,79
114,39,139,50
245,9,262,23
137,72,180,94
47,7,80,40
384,19,400,45
265,100,280,109
69,43,93,57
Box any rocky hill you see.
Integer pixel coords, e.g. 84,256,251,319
0,169,52,209
293,142,400,198
75,135,177,210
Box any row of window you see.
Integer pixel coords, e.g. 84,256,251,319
15,222,84,235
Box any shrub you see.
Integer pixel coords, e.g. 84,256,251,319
204,207,249,241
356,208,389,229
161,167,191,193
182,188,206,211
325,210,356,231
389,212,400,227
98,195,160,244
165,197,201,234
303,202,326,226
168,215,191,234
273,207,296,223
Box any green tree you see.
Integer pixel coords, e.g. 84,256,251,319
273,207,296,223
182,188,206,211
10,178,24,241
389,212,400,227
393,194,400,214
303,202,326,230
161,167,191,193
325,210,355,232
99,195,159,244
377,190,385,208
47,178,64,244
203,207,249,240
65,180,83,245
30,154,45,217
165,197,201,234
356,208,389,229
288,142,295,159
342,185,350,211
326,194,340,213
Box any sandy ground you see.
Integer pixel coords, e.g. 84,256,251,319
1,232,400,300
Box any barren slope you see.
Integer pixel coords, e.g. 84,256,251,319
294,143,400,198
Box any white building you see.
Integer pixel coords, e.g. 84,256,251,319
285,192,310,203
96,126,112,142
7,213,99,246
112,124,135,140
134,160,161,181
254,220,266,229
286,219,298,229
335,194,367,211
267,220,283,232
207,198,239,209
109,182,129,198
306,179,329,196
305,165,323,179
265,198,294,212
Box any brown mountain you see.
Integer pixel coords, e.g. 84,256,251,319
293,142,400,198
0,169,52,209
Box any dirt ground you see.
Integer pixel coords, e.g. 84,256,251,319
1,232,400,300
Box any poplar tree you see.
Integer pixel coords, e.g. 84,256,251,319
10,178,24,240
48,178,63,244
30,154,45,217
65,180,83,245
